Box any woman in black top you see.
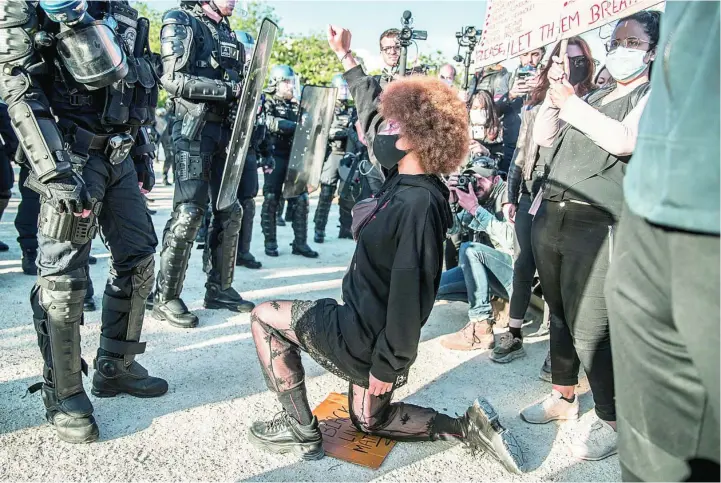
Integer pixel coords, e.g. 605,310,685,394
245,26,525,474
520,11,660,462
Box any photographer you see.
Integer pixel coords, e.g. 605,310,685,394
437,168,516,357
243,24,525,474
375,28,401,87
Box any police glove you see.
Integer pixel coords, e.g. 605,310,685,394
135,155,155,194
261,156,275,174
45,172,93,217
226,80,243,100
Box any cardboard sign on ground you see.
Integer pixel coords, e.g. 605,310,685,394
313,392,396,469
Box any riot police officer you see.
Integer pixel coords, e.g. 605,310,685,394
0,101,17,252
313,74,355,243
260,66,318,259
152,0,255,329
0,0,167,443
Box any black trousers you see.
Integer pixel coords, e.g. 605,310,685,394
607,204,720,482
531,200,615,421
15,164,41,251
262,153,289,198
238,151,259,200
509,193,535,320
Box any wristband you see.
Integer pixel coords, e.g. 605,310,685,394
339,50,353,63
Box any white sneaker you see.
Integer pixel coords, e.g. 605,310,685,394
569,411,618,461
520,389,580,424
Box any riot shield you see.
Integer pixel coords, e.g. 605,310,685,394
217,18,278,211
283,86,338,198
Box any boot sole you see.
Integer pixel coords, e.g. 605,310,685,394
291,250,319,258
203,300,255,313
489,347,526,364
151,307,199,329
468,398,526,474
55,424,100,444
91,386,169,399
248,431,325,461
519,411,579,424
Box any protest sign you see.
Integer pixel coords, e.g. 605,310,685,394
476,0,664,67
313,392,396,469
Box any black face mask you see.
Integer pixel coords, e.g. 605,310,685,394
373,134,407,170
568,56,590,86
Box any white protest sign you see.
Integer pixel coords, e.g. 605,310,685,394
476,0,664,68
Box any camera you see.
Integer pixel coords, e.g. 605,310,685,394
453,25,482,90
456,174,478,193
399,10,427,44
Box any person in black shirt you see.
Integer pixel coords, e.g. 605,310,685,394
244,25,526,475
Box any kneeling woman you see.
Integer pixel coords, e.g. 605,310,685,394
246,26,525,474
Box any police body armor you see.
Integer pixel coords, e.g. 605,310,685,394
328,102,353,155
0,0,164,440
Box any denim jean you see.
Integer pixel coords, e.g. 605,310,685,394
437,242,513,321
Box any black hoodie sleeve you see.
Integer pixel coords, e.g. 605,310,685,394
343,66,385,164
370,194,442,383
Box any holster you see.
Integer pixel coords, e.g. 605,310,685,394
180,102,208,140
34,195,103,245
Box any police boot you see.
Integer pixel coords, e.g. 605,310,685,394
236,198,262,269
261,193,279,257
0,197,8,251
92,255,168,398
153,203,204,328
290,194,319,259
163,174,171,186
313,183,336,244
338,198,354,239
202,201,255,313
276,198,286,227
21,248,38,275
30,270,99,443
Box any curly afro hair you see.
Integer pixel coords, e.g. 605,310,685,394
379,76,469,175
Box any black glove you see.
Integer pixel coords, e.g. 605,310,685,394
226,80,242,100
135,155,155,193
45,172,92,215
260,156,275,173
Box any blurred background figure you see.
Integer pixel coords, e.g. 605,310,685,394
595,66,613,88
438,63,457,86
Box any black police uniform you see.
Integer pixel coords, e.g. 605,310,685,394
313,100,355,243
0,0,166,443
0,102,17,252
260,94,318,258
154,2,254,328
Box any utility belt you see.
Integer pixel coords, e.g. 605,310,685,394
59,120,134,165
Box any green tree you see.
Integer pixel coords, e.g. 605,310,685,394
270,32,342,86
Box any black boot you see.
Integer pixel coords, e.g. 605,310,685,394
83,294,96,312
276,198,286,227
154,203,205,328
249,411,325,461
22,248,38,275
39,383,99,444
92,355,168,398
0,197,8,251
313,183,336,244
237,198,261,269
204,282,255,312
88,255,98,265
163,175,171,186
152,297,199,328
461,398,526,474
338,227,353,239
261,193,279,256
291,194,318,258
0,240,7,252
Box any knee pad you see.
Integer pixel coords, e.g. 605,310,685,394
169,203,205,243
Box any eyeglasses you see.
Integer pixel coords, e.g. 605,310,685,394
605,37,650,52
381,46,401,54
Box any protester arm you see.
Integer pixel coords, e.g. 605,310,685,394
371,203,438,383
559,93,650,157
533,97,564,148
344,66,384,156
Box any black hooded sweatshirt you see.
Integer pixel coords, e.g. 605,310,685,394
329,66,454,386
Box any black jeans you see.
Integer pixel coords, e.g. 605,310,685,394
531,200,615,422
15,164,41,251
509,193,535,320
607,204,720,482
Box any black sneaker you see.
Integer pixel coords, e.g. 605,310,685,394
249,411,324,461
489,333,526,363
462,397,526,474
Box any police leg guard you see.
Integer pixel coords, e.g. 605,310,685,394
313,183,336,243
276,198,286,227
237,198,262,269
31,270,99,444
261,193,279,256
153,203,204,328
291,194,319,259
338,196,354,239
93,255,168,398
285,197,297,223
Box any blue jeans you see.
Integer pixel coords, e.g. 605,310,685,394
437,242,514,320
